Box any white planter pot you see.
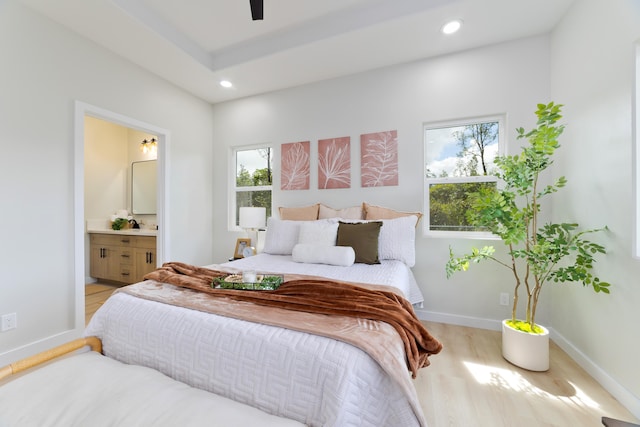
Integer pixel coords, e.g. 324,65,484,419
501,319,549,371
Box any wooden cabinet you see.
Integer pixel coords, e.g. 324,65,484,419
133,236,157,283
90,233,156,284
90,245,113,280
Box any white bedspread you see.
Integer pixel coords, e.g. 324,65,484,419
0,351,304,427
215,253,425,306
85,290,427,427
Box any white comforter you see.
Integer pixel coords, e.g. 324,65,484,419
85,262,428,426
216,253,425,306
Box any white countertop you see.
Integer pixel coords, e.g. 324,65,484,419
87,228,157,237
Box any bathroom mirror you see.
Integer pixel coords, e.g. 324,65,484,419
131,160,157,214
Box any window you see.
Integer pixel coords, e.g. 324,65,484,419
231,146,272,228
424,115,505,237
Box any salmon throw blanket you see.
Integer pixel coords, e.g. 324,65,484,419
143,262,442,377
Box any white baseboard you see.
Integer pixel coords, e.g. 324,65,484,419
414,309,640,421
550,328,640,421
414,308,502,331
0,329,82,367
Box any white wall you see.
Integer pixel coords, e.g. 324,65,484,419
211,22,640,416
211,35,551,327
0,1,214,364
550,0,640,416
84,117,129,220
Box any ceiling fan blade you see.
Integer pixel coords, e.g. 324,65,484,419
250,0,263,20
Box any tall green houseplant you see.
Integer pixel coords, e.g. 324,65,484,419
446,102,611,334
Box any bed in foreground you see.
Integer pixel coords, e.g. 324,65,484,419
0,337,305,427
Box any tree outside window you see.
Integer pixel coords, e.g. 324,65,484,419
424,117,504,236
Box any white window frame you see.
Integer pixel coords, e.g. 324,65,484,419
423,114,506,239
633,41,640,258
229,144,273,231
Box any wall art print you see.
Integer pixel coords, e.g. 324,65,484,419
280,141,310,190
318,136,351,189
360,130,398,187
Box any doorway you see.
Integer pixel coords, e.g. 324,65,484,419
73,101,169,332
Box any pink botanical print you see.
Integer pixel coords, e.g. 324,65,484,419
281,141,310,190
360,130,399,187
318,137,351,189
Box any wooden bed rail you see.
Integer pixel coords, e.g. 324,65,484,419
0,336,102,381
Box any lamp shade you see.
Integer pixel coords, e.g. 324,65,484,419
239,207,266,229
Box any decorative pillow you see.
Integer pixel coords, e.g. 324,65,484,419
363,202,422,227
262,218,303,255
292,244,355,267
298,219,339,246
278,204,319,220
318,203,364,220
336,221,382,264
378,216,417,267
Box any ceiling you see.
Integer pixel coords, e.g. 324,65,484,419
20,0,575,104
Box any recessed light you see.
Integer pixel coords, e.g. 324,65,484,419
220,80,233,88
442,19,462,35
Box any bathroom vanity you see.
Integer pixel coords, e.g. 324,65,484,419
89,230,157,284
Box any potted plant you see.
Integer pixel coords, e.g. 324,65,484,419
445,102,611,371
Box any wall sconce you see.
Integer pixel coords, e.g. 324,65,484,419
239,206,266,251
140,137,157,155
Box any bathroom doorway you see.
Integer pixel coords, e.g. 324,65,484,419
73,101,169,331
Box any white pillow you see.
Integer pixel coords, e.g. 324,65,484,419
262,218,303,255
298,219,339,246
292,244,355,267
378,216,416,267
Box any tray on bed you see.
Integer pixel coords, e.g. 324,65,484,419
212,274,283,290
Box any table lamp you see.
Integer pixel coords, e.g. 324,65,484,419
239,206,266,253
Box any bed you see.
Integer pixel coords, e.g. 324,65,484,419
83,209,441,426
0,337,305,427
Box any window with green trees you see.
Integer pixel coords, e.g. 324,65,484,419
234,146,272,227
424,116,504,236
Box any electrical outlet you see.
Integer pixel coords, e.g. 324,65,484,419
499,293,509,306
1,313,17,331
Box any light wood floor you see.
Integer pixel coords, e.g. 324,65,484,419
415,322,638,427
84,285,638,426
85,283,120,325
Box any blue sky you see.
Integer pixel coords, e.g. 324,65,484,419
425,124,498,177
